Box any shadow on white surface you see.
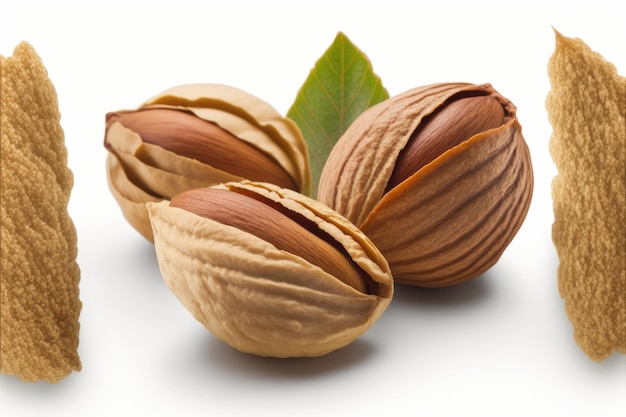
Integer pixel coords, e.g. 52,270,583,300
170,331,378,381
0,369,81,400
391,272,493,308
176,274,494,382
125,239,163,285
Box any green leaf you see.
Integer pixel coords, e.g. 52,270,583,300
287,32,389,198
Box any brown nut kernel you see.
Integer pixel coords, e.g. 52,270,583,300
170,187,367,293
387,94,506,190
318,83,534,287
147,180,393,358
104,83,311,241
107,108,298,190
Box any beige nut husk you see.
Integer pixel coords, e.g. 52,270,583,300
147,180,393,358
105,83,310,241
1,41,81,383
319,83,534,287
547,30,626,361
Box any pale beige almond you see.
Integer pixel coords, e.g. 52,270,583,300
147,181,392,357
106,84,311,241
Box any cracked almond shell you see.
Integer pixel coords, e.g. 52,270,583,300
319,83,534,287
147,181,393,357
105,83,310,241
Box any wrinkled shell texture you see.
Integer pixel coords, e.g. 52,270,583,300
0,42,81,383
319,83,533,287
105,84,310,241
547,31,626,361
147,181,393,358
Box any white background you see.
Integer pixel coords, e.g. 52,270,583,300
1,1,625,415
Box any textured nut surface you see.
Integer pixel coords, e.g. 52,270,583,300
319,83,533,287
107,108,298,190
147,181,392,358
170,187,368,292
0,42,81,383
387,94,506,190
547,31,626,361
105,83,310,241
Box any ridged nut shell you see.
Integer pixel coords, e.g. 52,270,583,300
105,83,310,241
147,180,393,357
319,83,533,287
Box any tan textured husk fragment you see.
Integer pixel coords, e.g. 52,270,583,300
547,30,626,361
106,83,310,242
319,83,533,287
147,181,392,358
0,42,81,382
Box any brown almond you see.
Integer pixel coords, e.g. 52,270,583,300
387,94,506,191
170,187,369,293
106,108,298,190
